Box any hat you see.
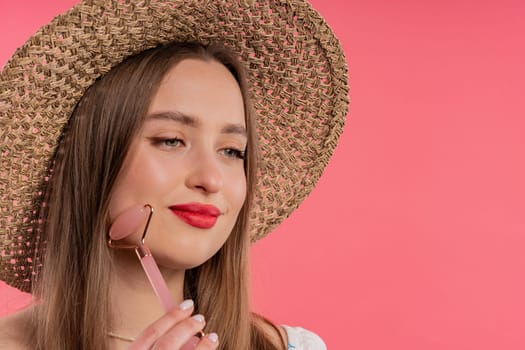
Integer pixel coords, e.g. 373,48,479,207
0,0,348,292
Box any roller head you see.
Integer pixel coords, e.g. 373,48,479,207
109,205,150,241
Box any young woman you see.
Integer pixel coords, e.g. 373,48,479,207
0,1,348,349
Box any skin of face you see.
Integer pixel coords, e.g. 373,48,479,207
108,58,247,270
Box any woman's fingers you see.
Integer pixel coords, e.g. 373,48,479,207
126,298,219,349
128,300,205,350
151,314,207,349
178,332,220,350
193,333,220,349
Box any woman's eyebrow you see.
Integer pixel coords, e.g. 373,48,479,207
147,111,197,127
147,111,247,138
221,124,247,138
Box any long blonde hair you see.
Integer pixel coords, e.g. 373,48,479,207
29,42,284,349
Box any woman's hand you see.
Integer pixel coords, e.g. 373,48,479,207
127,300,219,350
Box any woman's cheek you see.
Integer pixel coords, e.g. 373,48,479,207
231,173,247,212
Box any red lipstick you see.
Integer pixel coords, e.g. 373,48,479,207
169,203,221,229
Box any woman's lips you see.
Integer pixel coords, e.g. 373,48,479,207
169,203,221,229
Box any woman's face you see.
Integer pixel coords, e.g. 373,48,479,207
108,58,247,269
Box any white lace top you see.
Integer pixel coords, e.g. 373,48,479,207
282,325,327,350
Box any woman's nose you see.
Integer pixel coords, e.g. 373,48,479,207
185,150,223,194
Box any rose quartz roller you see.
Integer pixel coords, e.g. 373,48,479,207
109,204,176,311
108,205,204,348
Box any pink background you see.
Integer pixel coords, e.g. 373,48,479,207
2,1,525,349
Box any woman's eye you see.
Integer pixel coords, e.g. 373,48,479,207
163,138,181,147
221,148,246,160
152,137,183,149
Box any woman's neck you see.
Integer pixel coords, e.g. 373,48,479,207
109,250,185,339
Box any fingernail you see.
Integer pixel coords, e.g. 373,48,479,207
179,299,194,311
207,332,219,343
192,314,205,323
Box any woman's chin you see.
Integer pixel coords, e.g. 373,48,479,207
152,244,222,271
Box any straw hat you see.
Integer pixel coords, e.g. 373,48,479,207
0,0,348,292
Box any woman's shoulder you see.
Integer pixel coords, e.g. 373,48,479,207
282,325,327,350
0,308,32,350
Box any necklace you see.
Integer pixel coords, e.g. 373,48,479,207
107,330,205,343
107,331,135,343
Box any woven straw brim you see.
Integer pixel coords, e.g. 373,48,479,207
0,0,348,292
